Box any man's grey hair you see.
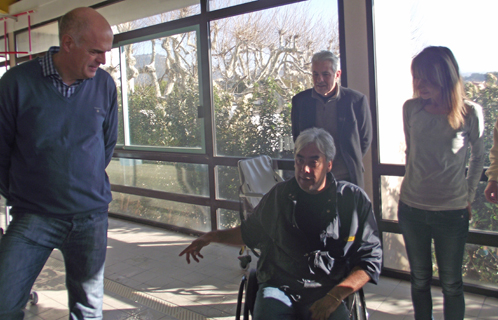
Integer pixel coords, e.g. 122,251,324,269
312,50,339,73
294,127,336,162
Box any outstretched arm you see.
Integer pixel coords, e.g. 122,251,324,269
179,226,245,264
309,266,370,320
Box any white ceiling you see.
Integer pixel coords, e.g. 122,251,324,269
1,0,198,35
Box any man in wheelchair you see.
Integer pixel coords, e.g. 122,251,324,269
180,127,382,320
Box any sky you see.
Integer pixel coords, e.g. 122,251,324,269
374,0,498,74
371,0,498,164
307,0,498,74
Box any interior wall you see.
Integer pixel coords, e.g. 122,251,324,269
341,0,374,200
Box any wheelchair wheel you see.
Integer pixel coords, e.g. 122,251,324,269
243,269,258,319
348,290,368,320
235,275,247,320
29,291,38,305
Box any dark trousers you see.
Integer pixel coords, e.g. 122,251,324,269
252,283,350,320
398,201,469,320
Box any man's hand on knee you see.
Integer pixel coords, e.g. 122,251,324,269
309,293,342,320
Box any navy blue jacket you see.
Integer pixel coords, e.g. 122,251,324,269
291,87,372,188
0,58,118,215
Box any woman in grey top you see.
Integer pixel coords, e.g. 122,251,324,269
398,46,485,320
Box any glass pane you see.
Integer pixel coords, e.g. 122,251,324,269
381,176,403,221
216,165,239,201
218,208,240,230
0,65,7,78
101,48,124,145
470,181,498,233
16,22,58,58
382,232,410,272
374,0,498,165
108,1,200,34
121,30,203,150
383,232,498,290
213,0,338,157
110,191,210,232
209,0,257,11
464,244,498,289
381,176,498,233
108,159,209,197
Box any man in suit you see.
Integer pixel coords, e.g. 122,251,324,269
291,50,372,188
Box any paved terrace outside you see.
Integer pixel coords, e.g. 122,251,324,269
2,217,497,320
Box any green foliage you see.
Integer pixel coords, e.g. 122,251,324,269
213,78,299,206
463,74,498,285
127,78,201,148
215,78,293,158
466,72,498,167
466,73,498,232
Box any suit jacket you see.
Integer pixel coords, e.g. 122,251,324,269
291,87,372,188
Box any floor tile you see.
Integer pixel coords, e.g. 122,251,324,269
13,217,496,320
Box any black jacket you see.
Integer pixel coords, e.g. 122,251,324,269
241,174,382,299
291,87,372,188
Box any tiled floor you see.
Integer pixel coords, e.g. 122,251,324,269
4,217,498,320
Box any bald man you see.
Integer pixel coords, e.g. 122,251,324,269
0,7,117,319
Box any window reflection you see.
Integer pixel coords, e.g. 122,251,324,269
110,192,211,232
108,159,209,197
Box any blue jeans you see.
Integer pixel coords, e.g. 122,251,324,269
398,201,469,320
252,283,350,320
0,211,108,320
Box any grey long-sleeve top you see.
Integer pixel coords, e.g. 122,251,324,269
400,98,485,211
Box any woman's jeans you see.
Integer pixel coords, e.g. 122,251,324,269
252,283,350,320
398,201,469,320
0,211,108,320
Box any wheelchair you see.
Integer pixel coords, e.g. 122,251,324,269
235,269,368,320
237,156,282,270
235,156,369,319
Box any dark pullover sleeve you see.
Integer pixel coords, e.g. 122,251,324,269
103,80,118,167
0,71,17,200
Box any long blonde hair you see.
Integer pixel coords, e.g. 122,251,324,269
411,46,467,130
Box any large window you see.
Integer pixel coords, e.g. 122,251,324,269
212,0,338,159
374,0,498,289
211,0,338,203
115,28,205,152
104,0,337,234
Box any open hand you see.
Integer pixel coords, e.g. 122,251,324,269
179,235,211,264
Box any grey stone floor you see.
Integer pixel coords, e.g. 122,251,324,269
2,217,497,320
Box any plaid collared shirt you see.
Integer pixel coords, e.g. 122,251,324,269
39,46,85,98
